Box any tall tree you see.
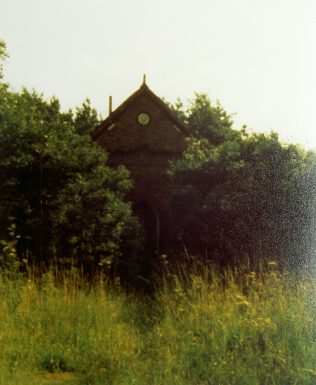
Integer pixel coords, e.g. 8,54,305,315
169,97,316,268
0,84,133,270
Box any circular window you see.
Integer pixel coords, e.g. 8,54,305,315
137,112,150,125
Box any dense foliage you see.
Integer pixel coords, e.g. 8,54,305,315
1,39,316,273
169,94,316,268
0,41,133,270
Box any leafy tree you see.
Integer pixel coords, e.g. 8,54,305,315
73,98,99,135
170,93,237,144
169,99,316,268
0,84,133,270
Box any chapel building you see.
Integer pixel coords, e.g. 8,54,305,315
91,79,189,253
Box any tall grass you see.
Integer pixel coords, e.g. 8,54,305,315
0,264,315,385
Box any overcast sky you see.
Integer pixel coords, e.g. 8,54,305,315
1,0,315,149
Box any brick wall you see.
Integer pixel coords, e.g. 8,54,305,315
96,91,188,251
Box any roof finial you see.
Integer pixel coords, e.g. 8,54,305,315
143,74,147,85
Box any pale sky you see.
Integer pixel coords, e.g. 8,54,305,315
1,0,315,149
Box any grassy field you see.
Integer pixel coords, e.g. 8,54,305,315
0,264,315,385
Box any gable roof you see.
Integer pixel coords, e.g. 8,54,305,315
91,83,189,140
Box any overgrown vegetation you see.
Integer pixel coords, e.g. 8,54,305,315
0,265,315,385
1,38,316,385
169,94,316,268
1,39,316,273
0,41,134,271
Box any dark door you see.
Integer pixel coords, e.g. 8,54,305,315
133,201,159,255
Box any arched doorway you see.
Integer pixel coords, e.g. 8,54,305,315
133,201,160,255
